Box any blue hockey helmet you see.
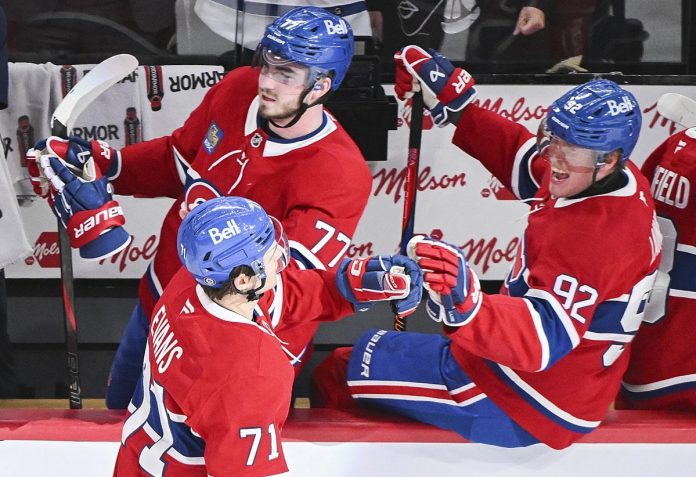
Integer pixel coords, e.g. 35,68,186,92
177,196,288,289
541,79,642,162
257,6,354,90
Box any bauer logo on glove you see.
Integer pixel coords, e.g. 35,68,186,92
38,152,131,261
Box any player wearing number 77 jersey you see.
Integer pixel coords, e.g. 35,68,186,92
27,7,372,409
113,196,422,476
312,47,661,449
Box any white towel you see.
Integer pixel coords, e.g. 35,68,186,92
0,135,32,268
0,62,56,203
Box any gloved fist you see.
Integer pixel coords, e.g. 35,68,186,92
407,236,482,326
32,136,121,180
337,255,423,316
40,154,131,260
394,45,477,126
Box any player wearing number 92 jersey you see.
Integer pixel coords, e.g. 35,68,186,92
616,127,696,411
314,75,661,449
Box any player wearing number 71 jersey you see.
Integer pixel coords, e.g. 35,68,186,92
113,196,422,476
313,48,662,449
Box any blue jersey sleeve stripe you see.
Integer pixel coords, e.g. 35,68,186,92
511,138,540,200
670,246,696,293
523,294,576,369
289,240,326,271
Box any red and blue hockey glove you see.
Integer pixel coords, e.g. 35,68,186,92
33,136,121,180
41,154,131,260
407,236,482,326
394,45,477,127
336,255,423,316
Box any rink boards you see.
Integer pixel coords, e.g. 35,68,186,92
0,408,695,476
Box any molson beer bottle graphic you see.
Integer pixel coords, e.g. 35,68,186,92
16,115,34,168
124,107,142,145
60,64,78,97
145,65,164,111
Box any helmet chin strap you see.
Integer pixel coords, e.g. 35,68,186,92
231,276,267,302
269,78,333,129
269,86,314,129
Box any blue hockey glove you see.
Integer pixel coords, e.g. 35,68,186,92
394,45,477,126
34,136,122,180
407,236,482,326
41,154,131,260
336,255,423,315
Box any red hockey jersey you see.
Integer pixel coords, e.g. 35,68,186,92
617,127,696,410
113,66,371,356
113,266,354,476
446,105,661,448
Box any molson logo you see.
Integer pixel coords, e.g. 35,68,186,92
98,235,158,272
372,166,467,204
472,96,548,122
25,232,61,268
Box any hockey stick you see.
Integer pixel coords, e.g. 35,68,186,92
394,92,424,331
51,54,139,409
657,93,696,129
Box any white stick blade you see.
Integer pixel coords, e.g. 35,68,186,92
51,54,139,133
656,93,696,129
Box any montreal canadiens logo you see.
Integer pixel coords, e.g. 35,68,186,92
204,277,216,286
184,179,222,212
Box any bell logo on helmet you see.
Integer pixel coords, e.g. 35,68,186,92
324,19,348,35
607,96,635,116
208,219,241,245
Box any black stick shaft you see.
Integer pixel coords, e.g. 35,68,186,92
52,119,82,409
394,92,424,331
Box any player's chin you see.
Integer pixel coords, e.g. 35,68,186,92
549,178,589,198
260,108,299,124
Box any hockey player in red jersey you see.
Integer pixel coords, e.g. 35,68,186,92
29,7,372,409
312,45,662,449
113,196,422,476
616,112,696,411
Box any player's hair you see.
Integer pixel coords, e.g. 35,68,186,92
201,265,255,301
547,79,642,161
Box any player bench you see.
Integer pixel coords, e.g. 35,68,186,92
0,408,694,476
